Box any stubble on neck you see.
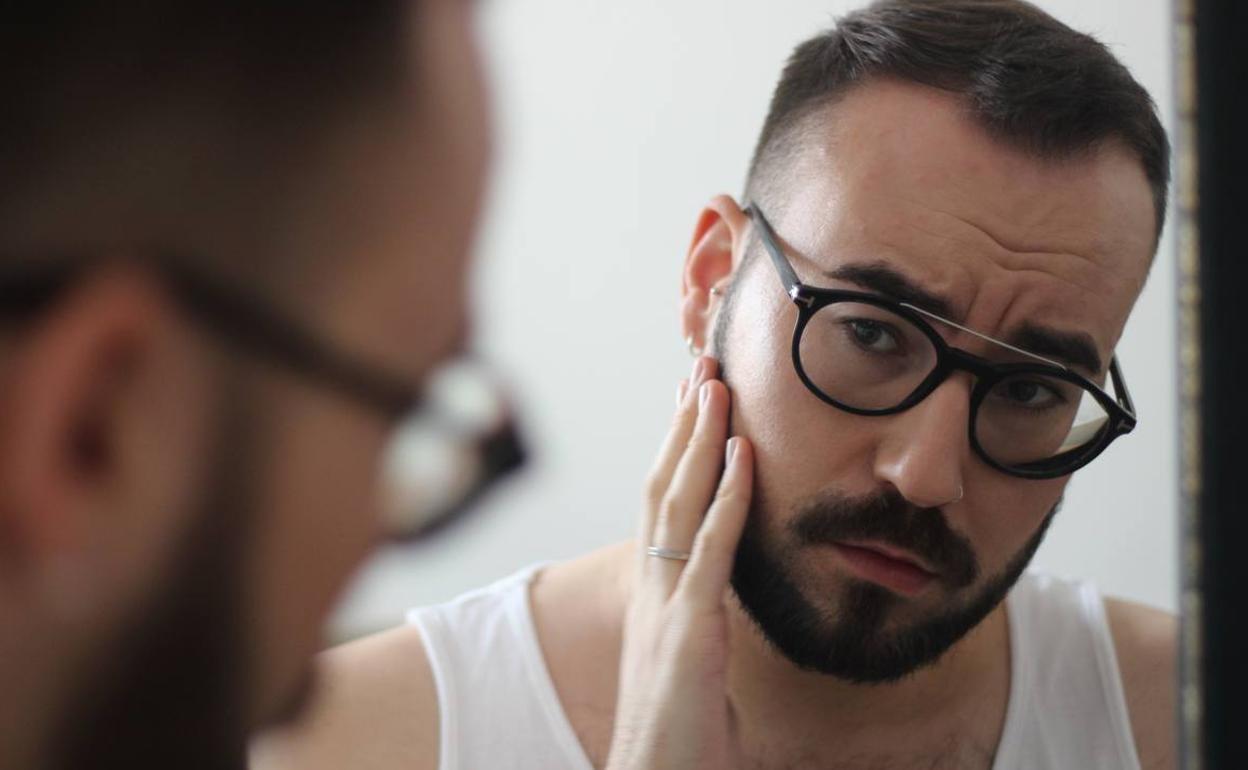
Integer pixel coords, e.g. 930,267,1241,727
721,590,1013,768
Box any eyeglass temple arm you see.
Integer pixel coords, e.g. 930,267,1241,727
745,204,804,300
1109,356,1137,422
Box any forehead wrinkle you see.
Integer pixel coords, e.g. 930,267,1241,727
967,266,1125,378
884,195,1117,284
850,210,1121,306
835,230,1121,373
983,252,1119,340
938,208,1101,271
978,284,1100,374
865,201,1130,345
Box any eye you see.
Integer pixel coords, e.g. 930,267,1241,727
844,319,902,353
994,378,1065,410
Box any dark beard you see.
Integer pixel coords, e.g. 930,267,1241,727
730,486,1057,683
47,381,267,770
711,274,1058,684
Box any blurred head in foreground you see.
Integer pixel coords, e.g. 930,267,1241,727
0,2,492,768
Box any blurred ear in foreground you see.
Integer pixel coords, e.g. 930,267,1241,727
0,262,215,621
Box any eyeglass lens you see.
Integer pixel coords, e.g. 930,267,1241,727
796,300,1112,472
378,360,523,540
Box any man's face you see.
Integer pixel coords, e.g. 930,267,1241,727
715,80,1155,681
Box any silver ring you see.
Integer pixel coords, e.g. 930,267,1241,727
646,545,692,561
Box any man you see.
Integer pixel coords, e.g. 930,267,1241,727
0,2,513,769
255,1,1176,769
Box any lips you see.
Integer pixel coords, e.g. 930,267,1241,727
829,540,938,596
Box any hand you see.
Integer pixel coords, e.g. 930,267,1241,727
605,357,754,770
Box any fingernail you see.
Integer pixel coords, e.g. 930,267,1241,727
726,437,739,464
699,380,712,409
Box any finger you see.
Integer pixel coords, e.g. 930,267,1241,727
649,379,731,593
638,357,718,549
677,436,753,609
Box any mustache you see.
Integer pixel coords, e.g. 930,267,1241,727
790,487,979,589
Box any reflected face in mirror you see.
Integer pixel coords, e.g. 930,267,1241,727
713,80,1156,681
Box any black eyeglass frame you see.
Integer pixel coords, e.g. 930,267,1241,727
0,255,525,540
745,204,1137,480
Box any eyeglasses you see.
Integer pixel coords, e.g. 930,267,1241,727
745,204,1137,480
0,256,525,541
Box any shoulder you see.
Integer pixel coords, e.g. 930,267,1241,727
528,541,633,766
249,624,440,770
1103,597,1177,770
529,540,631,673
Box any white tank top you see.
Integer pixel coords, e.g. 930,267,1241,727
407,565,1140,770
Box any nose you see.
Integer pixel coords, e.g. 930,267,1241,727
873,376,972,508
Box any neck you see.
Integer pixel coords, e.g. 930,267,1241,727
723,595,1012,752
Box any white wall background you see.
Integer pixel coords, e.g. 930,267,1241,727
333,0,1177,636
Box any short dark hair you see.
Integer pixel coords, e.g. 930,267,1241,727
745,0,1170,243
0,4,409,281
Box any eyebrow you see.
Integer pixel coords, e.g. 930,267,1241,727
1009,323,1104,376
824,262,1105,375
827,264,956,320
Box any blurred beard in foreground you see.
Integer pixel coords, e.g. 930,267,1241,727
48,380,318,770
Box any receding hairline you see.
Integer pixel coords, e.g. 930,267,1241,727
741,0,1170,249
744,76,1163,250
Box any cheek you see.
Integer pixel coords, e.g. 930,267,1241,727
244,387,387,712
725,288,880,514
957,474,1067,572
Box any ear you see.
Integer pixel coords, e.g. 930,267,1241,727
0,265,202,615
680,194,751,353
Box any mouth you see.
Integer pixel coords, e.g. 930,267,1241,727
828,540,939,597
